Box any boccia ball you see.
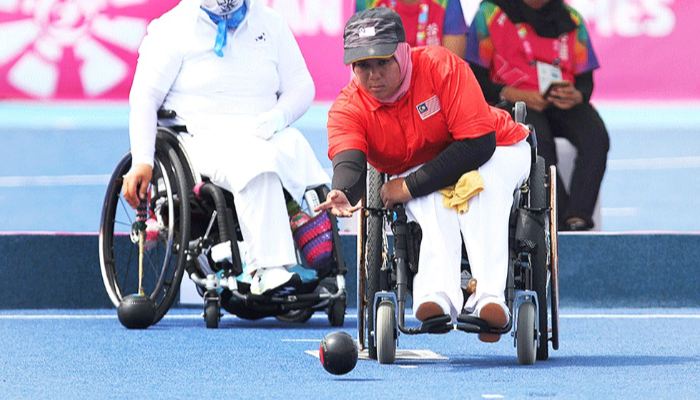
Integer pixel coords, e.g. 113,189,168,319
118,294,156,329
319,331,358,375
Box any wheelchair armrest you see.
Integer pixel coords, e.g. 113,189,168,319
157,109,177,120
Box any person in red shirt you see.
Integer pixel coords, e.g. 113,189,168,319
465,0,610,231
315,8,530,342
356,0,469,58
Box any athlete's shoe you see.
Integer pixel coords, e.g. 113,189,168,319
250,267,301,296
477,301,510,343
415,301,445,322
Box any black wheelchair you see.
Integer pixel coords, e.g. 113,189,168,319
98,111,348,328
357,102,560,365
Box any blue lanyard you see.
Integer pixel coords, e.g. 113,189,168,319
201,3,248,57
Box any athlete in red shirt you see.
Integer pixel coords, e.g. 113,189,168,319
316,8,531,342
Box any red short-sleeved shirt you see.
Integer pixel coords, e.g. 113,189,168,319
327,46,528,176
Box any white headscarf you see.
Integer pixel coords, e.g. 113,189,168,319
201,0,244,16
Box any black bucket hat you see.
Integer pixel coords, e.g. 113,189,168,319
343,7,406,65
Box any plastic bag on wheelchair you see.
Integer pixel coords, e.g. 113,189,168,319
292,211,333,273
512,208,545,251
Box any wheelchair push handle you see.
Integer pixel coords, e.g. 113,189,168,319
513,101,527,124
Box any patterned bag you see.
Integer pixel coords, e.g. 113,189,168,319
292,211,333,272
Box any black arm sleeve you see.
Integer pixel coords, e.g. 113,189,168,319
574,71,594,104
470,63,504,105
331,149,367,206
404,132,496,198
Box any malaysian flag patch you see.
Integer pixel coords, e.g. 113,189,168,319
416,95,441,120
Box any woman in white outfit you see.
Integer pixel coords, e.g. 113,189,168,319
122,0,331,295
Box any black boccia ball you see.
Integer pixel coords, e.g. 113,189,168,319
319,331,358,375
118,294,156,329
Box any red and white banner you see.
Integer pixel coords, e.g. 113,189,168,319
0,0,697,102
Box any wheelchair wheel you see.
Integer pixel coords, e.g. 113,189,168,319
530,156,550,361
376,300,396,365
327,293,345,327
204,299,220,329
516,301,537,365
548,165,560,352
364,166,385,359
530,156,547,210
276,308,314,324
99,145,190,325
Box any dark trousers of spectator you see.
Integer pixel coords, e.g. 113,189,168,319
524,102,610,229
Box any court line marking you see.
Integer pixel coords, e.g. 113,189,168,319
1,154,698,189
607,156,700,171
0,313,698,320
560,314,700,319
0,174,111,187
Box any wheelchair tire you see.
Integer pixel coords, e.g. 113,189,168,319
530,156,550,360
205,299,220,329
275,308,315,324
376,300,396,365
516,301,537,365
364,166,385,360
530,156,547,210
328,298,346,327
99,145,190,325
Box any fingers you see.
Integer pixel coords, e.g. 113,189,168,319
549,93,577,110
313,198,334,213
138,181,149,202
122,175,147,209
122,178,139,209
313,190,358,218
526,94,548,112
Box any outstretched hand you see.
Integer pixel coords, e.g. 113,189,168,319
314,189,361,218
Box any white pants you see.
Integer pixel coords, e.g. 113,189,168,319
180,128,330,273
402,139,531,321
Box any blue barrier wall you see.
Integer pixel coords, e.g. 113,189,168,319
1,233,698,310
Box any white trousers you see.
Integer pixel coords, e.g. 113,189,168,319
180,128,330,273
402,139,531,320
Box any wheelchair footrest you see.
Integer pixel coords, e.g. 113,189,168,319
455,314,510,335
417,314,453,334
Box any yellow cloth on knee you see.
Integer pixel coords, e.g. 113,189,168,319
438,171,484,214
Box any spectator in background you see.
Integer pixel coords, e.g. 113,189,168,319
465,0,609,231
357,0,469,58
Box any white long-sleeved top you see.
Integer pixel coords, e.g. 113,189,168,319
128,0,315,167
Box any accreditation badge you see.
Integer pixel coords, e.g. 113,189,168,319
536,61,563,95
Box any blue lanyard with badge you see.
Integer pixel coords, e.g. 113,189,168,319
516,23,569,94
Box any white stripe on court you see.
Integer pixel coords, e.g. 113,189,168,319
560,314,700,319
601,207,638,217
0,174,111,187
607,156,700,171
0,315,116,319
0,313,698,320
